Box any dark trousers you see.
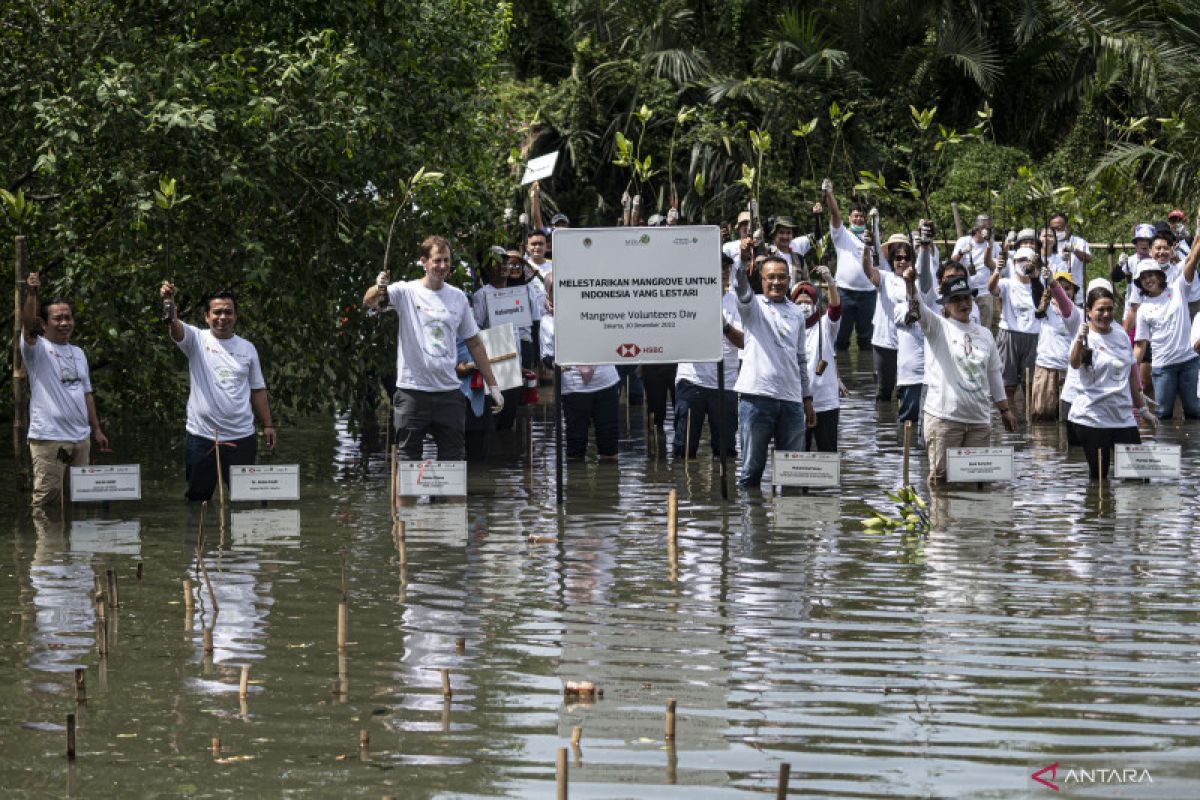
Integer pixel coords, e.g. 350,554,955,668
835,287,876,350
640,363,677,427
1075,424,1141,480
873,346,897,401
394,388,466,461
805,408,839,452
562,384,620,457
673,380,737,458
185,432,257,502
617,364,643,404
464,397,495,462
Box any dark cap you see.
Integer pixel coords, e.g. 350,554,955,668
939,275,977,302
771,215,797,234
1153,221,1176,243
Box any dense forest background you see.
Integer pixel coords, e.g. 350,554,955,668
4,0,1200,423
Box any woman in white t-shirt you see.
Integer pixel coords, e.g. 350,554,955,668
1132,232,1200,419
790,265,842,452
1068,285,1155,480
989,244,1044,414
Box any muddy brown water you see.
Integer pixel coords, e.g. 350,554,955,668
2,349,1199,798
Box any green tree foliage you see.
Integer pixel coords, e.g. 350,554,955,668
1,0,518,422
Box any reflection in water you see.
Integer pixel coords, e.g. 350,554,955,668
2,350,1200,797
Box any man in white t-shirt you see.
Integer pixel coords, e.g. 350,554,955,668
20,273,110,506
160,283,276,502
733,255,815,488
1049,212,1092,293
821,178,875,352
364,235,503,463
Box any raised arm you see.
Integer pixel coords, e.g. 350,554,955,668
363,270,391,311
987,264,1003,296
861,235,880,286
160,280,184,342
822,178,842,229
1048,278,1074,319
530,181,545,233
21,271,42,344
1184,212,1200,284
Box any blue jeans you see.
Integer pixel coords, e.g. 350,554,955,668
738,394,807,487
674,380,737,458
1151,356,1200,419
835,287,876,350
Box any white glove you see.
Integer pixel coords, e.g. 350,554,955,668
666,207,679,225
814,264,833,283
489,385,504,415
821,177,833,194
1138,405,1158,430
1118,252,1129,268
376,271,390,287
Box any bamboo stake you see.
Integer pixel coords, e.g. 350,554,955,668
666,489,678,542
665,698,677,740
776,763,791,799
570,726,582,746
213,428,226,508
211,737,220,756
556,747,569,800
441,668,452,698
238,665,250,698
183,579,194,612
455,637,465,654
136,561,143,580
902,421,912,486
203,627,214,655
66,713,76,760
106,568,118,608
13,236,31,492
389,444,398,516
337,602,347,652
359,729,369,756
397,520,407,567
74,668,86,704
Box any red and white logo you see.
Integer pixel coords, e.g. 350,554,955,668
1032,763,1059,791
616,343,641,358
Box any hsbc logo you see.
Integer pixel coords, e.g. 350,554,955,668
616,343,641,358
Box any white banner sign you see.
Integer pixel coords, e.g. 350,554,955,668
229,465,300,501
1114,444,1181,480
398,504,469,544
485,286,534,329
947,447,1014,482
231,508,301,546
771,451,841,488
478,323,523,391
398,460,467,496
521,151,559,184
70,465,141,502
552,226,723,365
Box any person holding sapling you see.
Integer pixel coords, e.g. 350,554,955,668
1068,284,1155,480
20,272,110,507
1132,220,1200,420
160,282,275,502
473,248,539,431
950,214,999,327
1048,211,1091,296
903,268,1016,487
790,263,842,452
1029,272,1082,421
989,242,1044,416
822,177,876,355
863,210,899,404
733,254,815,488
364,235,503,467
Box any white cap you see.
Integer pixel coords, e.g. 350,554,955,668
1014,246,1036,262
1133,257,1166,282
1086,278,1113,295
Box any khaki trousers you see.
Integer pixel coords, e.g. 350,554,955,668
29,438,91,507
923,413,990,486
1030,366,1066,421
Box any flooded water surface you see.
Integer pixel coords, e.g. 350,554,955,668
2,350,1199,798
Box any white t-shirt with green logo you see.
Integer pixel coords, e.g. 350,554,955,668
387,280,479,392
177,324,265,439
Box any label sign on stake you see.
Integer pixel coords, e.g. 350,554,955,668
1114,444,1181,480
485,287,534,329
946,447,1014,483
398,461,467,496
70,465,141,502
772,451,840,488
521,151,559,184
552,226,723,365
229,465,300,501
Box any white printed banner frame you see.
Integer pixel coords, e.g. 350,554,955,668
551,226,723,365
946,447,1014,483
477,323,523,391
229,464,301,501
397,460,468,497
484,287,533,329
771,451,841,488
1113,444,1181,480
70,465,141,502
